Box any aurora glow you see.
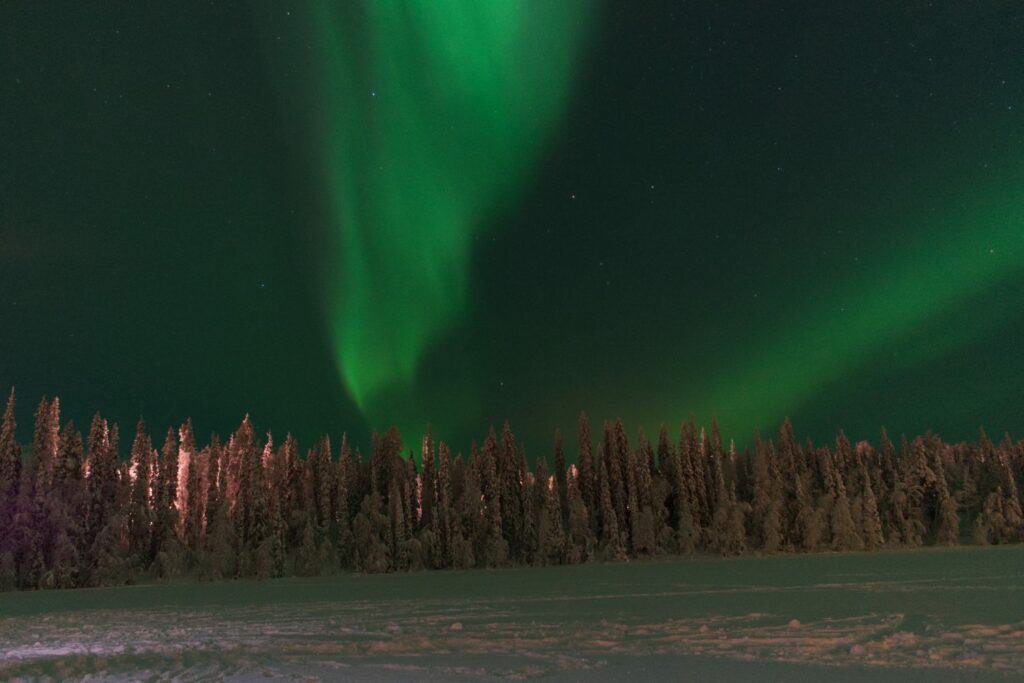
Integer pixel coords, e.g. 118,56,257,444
5,3,1024,452
310,2,592,427
694,174,1024,440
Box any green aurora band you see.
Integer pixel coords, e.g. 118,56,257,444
311,2,592,428
689,173,1024,442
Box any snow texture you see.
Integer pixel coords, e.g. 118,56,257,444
1,546,1021,681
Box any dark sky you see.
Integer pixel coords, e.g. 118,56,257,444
3,3,1023,458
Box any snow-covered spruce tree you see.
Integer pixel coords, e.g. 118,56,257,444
751,436,782,554
498,422,523,559
434,441,454,568
576,412,597,533
624,444,651,555
792,469,824,552
682,422,705,545
127,419,154,569
828,453,863,552
665,424,697,554
86,411,123,577
152,426,180,570
420,427,436,532
478,429,508,567
48,421,86,588
519,450,538,565
596,447,627,561
184,442,206,563
352,490,390,573
930,447,960,545
450,450,479,570
608,421,629,542
565,473,594,564
334,433,355,569
997,453,1024,542
536,458,566,565
859,465,885,550
553,429,568,523
0,389,20,540
388,477,409,571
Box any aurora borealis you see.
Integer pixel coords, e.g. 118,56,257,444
306,2,591,428
3,2,1024,454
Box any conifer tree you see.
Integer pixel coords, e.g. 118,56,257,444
553,429,568,522
0,390,19,590
828,449,863,551
930,448,960,545
679,420,707,531
389,477,409,570
176,420,197,538
153,427,178,558
335,433,354,568
478,429,508,567
199,437,236,581
751,437,781,552
597,449,626,560
352,490,390,573
565,474,594,563
49,421,86,588
859,465,885,550
86,413,120,572
792,469,824,552
127,419,154,567
577,412,597,530
536,458,565,564
435,441,454,567
519,449,538,564
456,450,484,568
32,398,60,495
0,389,20,530
498,422,523,556
420,427,436,531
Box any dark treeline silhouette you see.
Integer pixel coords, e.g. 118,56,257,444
0,389,1022,591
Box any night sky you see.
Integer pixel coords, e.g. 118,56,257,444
3,3,1023,457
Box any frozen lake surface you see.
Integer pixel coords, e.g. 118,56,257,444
1,546,1022,681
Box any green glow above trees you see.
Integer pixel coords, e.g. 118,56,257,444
693,175,1024,439
311,2,592,427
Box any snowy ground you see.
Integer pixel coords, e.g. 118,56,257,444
1,546,1022,681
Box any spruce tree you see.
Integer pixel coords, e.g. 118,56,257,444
420,427,436,531
565,474,594,564
127,419,154,567
50,421,86,588
597,449,626,561
435,441,454,567
0,389,20,531
931,448,960,545
176,419,197,539
0,390,19,590
828,450,863,551
577,412,597,531
553,429,568,522
478,428,508,567
859,465,885,550
536,458,565,564
335,433,354,568
498,422,523,557
352,490,390,573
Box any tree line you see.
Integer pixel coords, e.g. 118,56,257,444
0,389,1021,591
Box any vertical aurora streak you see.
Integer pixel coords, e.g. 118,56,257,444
311,2,591,427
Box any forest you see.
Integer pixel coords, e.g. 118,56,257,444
0,389,1021,592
